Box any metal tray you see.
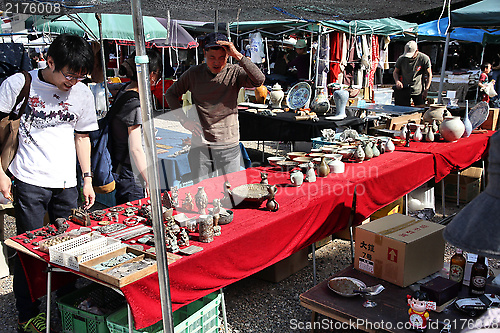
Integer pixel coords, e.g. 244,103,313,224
327,276,366,297
230,184,276,204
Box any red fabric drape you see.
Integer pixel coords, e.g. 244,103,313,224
368,35,379,89
328,32,342,84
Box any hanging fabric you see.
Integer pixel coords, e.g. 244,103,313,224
328,31,342,84
369,35,380,89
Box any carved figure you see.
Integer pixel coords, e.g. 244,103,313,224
212,198,222,226
195,187,208,214
178,229,190,247
182,193,194,211
171,186,179,207
305,161,316,182
260,172,269,185
266,185,279,212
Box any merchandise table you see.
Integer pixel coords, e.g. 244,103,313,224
300,265,500,333
395,131,494,182
238,110,365,142
348,103,425,116
6,133,493,329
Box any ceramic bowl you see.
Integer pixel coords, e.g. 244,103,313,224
337,149,354,160
276,160,298,171
267,156,286,166
308,152,325,158
324,153,342,161
293,156,313,163
218,210,234,225
321,145,337,153
310,148,323,153
312,157,323,164
287,151,307,160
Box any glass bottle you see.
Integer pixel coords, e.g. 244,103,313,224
469,256,488,296
449,249,466,289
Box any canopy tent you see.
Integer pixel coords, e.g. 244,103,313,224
321,18,417,36
153,18,198,49
438,0,500,102
34,13,169,42
416,17,487,43
450,0,500,29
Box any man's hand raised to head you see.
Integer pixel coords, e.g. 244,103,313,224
217,41,243,61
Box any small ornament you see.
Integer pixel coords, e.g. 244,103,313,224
318,156,330,177
364,142,374,160
182,193,194,211
162,190,174,209
213,225,222,237
425,124,434,142
305,161,316,182
212,198,222,226
400,124,408,140
372,141,380,157
266,185,279,212
385,138,395,153
221,181,234,208
260,172,269,185
166,234,180,253
171,186,179,207
414,126,423,142
377,140,385,154
405,125,411,147
195,186,208,214
198,215,214,243
178,229,190,247
354,144,365,163
407,291,436,333
290,169,304,186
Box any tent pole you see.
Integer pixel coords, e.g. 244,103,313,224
315,24,321,88
214,10,219,33
309,33,313,81
476,45,485,101
438,31,451,104
96,13,110,115
162,47,166,112
115,42,120,71
130,1,175,332
265,37,270,75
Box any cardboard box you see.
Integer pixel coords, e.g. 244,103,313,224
479,108,499,131
254,247,309,283
354,213,445,287
315,235,332,249
436,167,482,204
333,218,370,241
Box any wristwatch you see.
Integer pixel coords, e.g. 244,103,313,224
83,172,93,178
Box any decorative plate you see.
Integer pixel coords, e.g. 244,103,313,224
327,277,366,297
286,82,312,109
230,184,277,204
468,101,489,130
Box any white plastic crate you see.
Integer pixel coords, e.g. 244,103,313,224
49,232,103,267
65,237,123,271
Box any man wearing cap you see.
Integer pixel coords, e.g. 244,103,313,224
285,39,310,81
165,32,265,183
393,40,432,107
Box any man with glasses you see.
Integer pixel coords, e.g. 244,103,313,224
0,33,97,333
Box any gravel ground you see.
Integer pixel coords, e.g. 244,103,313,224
0,114,498,332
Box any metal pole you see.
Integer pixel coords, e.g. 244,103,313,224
315,26,321,88
162,47,165,112
214,10,219,33
96,13,110,115
265,37,270,75
308,33,313,81
476,45,486,101
130,1,174,332
438,31,451,104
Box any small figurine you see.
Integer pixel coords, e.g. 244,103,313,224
171,186,179,207
407,290,435,332
212,198,222,226
414,126,423,142
405,124,411,147
221,181,234,208
305,161,316,182
162,190,174,209
266,185,279,212
290,169,304,187
260,172,269,185
178,229,190,247
166,233,180,253
182,193,194,211
195,186,208,214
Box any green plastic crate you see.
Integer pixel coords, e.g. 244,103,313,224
57,283,126,333
106,291,221,333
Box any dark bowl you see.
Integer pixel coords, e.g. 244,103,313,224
218,210,234,225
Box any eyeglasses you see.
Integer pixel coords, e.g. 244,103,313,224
61,70,87,82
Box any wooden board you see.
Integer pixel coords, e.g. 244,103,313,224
387,112,422,131
479,108,499,130
79,246,181,288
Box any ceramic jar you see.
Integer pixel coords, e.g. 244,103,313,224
195,186,208,214
332,89,349,119
318,156,330,177
424,104,447,123
198,215,214,243
328,155,345,174
290,170,304,186
385,139,395,153
439,116,465,142
463,103,472,138
310,86,330,115
414,126,423,142
255,85,268,104
269,83,284,108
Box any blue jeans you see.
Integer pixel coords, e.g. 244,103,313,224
12,178,78,322
113,165,145,205
188,145,242,184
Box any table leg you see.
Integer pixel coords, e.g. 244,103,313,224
441,181,446,217
310,311,318,333
456,170,460,207
482,159,486,189
128,304,133,333
312,243,317,286
220,288,229,333
46,265,52,333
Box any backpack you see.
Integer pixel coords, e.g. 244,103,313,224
89,87,138,194
0,43,32,86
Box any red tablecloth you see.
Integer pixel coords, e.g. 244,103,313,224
395,131,494,182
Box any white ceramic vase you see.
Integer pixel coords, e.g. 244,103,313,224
328,156,345,174
269,83,284,108
385,139,395,153
462,103,472,138
332,89,349,119
439,116,465,142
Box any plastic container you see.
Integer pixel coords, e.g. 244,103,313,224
373,88,393,105
106,291,222,333
57,283,126,333
64,237,123,271
49,232,103,267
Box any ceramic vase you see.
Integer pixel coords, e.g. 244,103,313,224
414,126,423,142
305,161,316,182
195,186,208,215
364,142,374,160
385,139,395,153
439,116,465,142
462,102,472,138
310,86,330,115
399,124,408,140
290,170,304,187
332,89,349,119
269,83,284,108
423,104,447,123
255,85,268,104
328,155,345,174
425,124,435,142
354,145,365,163
372,142,380,157
317,156,330,177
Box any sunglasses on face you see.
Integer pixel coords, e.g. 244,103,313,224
61,70,87,82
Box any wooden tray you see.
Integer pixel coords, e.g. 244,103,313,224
79,246,181,287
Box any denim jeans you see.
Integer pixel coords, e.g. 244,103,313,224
12,178,78,322
188,145,242,184
113,165,146,205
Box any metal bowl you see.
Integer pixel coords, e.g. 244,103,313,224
327,277,366,297
230,184,276,204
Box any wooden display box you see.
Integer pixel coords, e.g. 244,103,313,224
479,108,499,130
79,247,160,288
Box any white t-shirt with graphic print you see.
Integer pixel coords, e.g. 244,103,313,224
0,69,98,188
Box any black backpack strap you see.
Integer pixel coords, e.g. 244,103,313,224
11,70,31,120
